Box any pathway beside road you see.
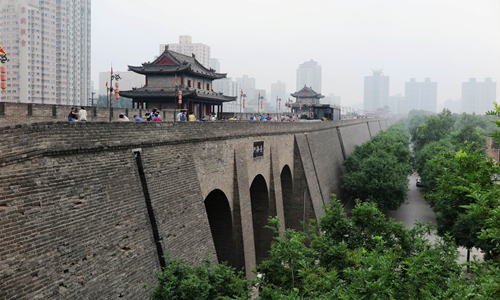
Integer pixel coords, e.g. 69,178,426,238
386,172,482,263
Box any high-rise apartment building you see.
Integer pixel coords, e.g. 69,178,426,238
213,77,241,112
296,59,322,93
405,78,437,113
388,93,404,114
363,69,389,112
271,80,287,105
323,93,341,106
210,58,220,73
236,75,255,90
160,35,211,68
0,0,91,105
461,78,497,115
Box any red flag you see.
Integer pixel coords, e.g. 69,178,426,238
106,81,108,87
111,65,113,76
0,44,6,56
241,89,243,95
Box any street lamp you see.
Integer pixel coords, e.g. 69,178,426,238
306,102,313,119
107,71,121,121
240,90,246,116
258,94,264,114
285,98,291,113
0,47,8,91
275,96,281,115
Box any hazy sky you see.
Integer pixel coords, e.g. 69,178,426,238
93,0,500,106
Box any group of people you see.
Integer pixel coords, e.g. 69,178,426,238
68,107,87,121
248,114,301,122
68,107,303,123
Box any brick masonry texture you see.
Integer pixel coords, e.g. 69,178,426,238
0,115,394,299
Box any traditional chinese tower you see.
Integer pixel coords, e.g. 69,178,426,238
289,85,337,119
120,47,236,119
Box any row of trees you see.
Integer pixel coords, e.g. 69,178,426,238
341,123,413,211
151,198,499,299
408,108,500,297
409,109,499,257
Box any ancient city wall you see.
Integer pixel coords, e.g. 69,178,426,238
0,102,179,125
0,118,389,299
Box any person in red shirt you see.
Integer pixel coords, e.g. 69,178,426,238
152,113,162,121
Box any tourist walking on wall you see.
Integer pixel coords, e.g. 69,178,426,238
134,114,144,121
189,111,196,122
117,114,128,121
177,110,187,121
68,107,77,121
78,106,87,121
145,110,151,121
152,113,162,121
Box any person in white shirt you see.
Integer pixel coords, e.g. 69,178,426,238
78,106,88,121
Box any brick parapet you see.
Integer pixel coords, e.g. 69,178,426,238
0,119,391,167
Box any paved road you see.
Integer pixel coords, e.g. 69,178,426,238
386,172,481,263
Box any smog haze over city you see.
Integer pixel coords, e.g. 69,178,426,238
93,0,500,108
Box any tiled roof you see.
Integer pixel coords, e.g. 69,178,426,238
120,87,236,103
290,85,324,98
128,48,227,80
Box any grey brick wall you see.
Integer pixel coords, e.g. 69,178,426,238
0,117,393,299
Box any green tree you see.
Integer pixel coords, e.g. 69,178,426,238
342,124,412,211
254,197,465,300
151,256,250,300
95,94,132,108
428,143,500,254
412,109,454,152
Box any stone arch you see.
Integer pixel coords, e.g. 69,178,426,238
204,189,243,269
280,165,296,229
250,175,273,265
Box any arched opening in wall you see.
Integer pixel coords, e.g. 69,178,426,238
204,189,242,269
280,165,296,229
250,175,273,265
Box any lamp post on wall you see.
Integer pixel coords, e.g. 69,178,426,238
306,102,313,119
89,92,95,107
107,70,121,121
257,94,264,114
0,45,9,92
275,96,281,115
239,90,246,116
285,98,291,114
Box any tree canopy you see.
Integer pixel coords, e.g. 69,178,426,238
342,124,412,211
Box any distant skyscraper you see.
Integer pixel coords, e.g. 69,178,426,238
461,78,497,115
405,78,437,113
160,35,211,68
323,93,341,106
0,0,91,105
210,58,220,72
388,93,405,114
236,75,256,90
213,77,241,112
364,69,389,112
296,60,322,93
271,80,287,105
